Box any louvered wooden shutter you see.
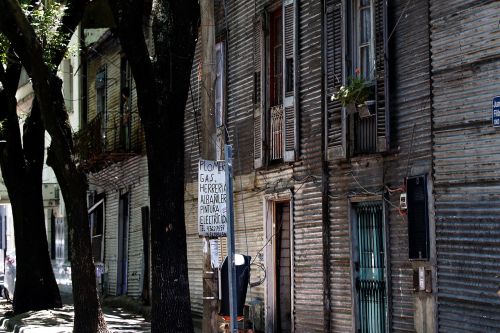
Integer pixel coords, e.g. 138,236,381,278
282,0,298,162
375,0,389,152
326,0,347,160
254,16,265,169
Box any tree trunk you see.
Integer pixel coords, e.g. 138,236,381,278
0,1,108,331
0,63,62,314
13,101,62,313
147,124,193,332
46,75,108,333
108,0,200,331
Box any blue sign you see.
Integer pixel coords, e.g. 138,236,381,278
493,96,500,127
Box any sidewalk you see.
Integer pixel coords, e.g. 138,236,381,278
0,299,151,332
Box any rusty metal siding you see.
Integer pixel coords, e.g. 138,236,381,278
326,0,433,331
430,0,500,331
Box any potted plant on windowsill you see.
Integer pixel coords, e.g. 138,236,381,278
331,71,375,118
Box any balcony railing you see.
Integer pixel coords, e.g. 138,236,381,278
270,104,283,161
353,113,377,154
73,111,144,170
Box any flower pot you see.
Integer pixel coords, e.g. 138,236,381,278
346,103,357,115
358,100,376,118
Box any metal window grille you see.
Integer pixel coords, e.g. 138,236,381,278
270,105,284,161
355,203,386,333
353,113,377,154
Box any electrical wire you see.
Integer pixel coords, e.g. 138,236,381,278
387,0,413,42
250,206,284,266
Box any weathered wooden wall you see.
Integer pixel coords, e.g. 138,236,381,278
430,0,500,331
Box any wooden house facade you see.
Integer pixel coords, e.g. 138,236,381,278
73,29,151,300
184,0,500,332
325,0,434,331
184,0,325,330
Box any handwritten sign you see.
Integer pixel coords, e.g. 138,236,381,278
198,160,227,237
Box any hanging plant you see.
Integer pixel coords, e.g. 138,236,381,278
331,69,376,118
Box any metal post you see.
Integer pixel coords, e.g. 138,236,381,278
224,144,238,333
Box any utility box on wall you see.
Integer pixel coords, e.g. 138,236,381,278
407,175,429,260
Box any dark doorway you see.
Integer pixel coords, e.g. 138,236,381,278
117,193,129,295
275,201,291,333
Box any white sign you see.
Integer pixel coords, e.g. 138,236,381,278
210,239,220,268
198,159,227,237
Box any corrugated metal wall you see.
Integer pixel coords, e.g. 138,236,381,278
326,0,433,331
385,0,433,331
85,31,149,299
293,0,325,331
89,155,149,298
183,0,325,331
430,0,500,331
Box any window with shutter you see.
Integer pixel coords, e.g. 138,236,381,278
282,0,298,162
89,194,105,262
326,0,389,160
270,7,284,162
96,66,107,146
253,15,265,169
253,0,298,168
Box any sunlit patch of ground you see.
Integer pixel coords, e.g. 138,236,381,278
0,300,151,332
